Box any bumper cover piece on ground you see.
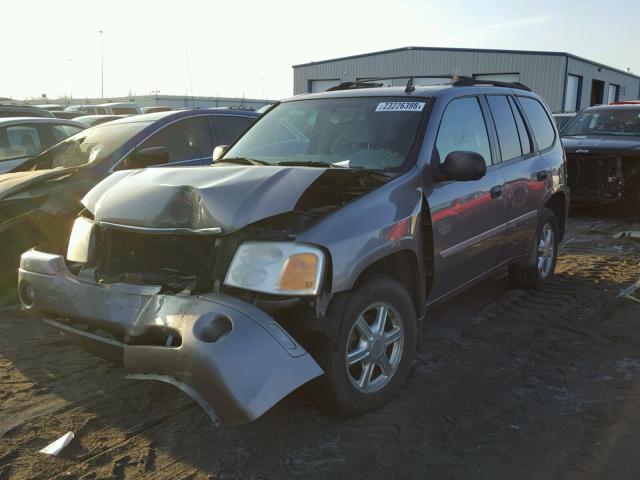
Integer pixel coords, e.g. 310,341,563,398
18,250,323,424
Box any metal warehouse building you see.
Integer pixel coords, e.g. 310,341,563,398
293,46,640,113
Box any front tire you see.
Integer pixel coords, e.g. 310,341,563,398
508,207,559,290
316,276,417,416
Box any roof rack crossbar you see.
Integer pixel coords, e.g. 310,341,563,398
325,81,384,91
450,75,532,91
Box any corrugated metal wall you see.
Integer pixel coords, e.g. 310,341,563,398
293,49,640,112
567,57,639,109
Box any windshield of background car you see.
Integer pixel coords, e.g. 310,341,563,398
563,108,640,136
21,121,152,170
223,97,428,171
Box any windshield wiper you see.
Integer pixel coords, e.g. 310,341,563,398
215,157,268,166
274,160,349,168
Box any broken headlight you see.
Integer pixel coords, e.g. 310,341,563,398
224,242,324,296
66,217,95,263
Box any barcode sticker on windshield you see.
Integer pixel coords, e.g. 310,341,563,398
376,101,425,112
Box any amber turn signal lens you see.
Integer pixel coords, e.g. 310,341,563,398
278,253,319,292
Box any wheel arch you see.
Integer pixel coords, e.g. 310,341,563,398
544,191,567,241
352,249,425,319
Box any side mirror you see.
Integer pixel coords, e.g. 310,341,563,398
212,145,228,162
440,151,487,181
121,146,170,170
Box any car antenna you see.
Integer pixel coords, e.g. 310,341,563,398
405,77,415,94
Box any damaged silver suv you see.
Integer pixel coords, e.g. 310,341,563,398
19,78,568,424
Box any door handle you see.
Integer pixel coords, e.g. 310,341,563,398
490,185,502,199
535,171,548,181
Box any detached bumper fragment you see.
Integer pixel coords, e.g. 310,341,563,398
18,250,323,425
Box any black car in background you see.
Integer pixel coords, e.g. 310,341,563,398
0,108,258,305
561,104,640,214
0,105,55,118
51,111,88,120
552,113,576,132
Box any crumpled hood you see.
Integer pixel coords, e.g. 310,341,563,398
562,135,640,155
83,166,327,233
0,169,71,201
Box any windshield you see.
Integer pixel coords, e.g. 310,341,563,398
563,108,640,136
19,121,152,170
222,97,427,171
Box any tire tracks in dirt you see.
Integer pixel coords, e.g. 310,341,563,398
1,215,640,479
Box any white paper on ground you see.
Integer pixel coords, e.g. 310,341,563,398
39,431,74,455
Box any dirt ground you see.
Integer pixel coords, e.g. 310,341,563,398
1,212,640,480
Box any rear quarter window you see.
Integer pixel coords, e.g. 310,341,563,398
518,97,556,151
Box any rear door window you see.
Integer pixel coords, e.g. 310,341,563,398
212,116,254,146
518,97,556,151
0,125,43,161
139,116,212,163
509,97,532,155
486,95,522,162
435,97,492,166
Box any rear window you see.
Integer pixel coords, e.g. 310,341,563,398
518,97,556,150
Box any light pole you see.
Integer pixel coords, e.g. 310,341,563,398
99,30,104,99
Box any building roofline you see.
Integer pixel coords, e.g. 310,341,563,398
292,46,640,80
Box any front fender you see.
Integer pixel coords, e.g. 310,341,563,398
298,167,423,293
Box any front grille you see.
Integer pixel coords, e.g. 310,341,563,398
96,227,219,285
566,154,623,200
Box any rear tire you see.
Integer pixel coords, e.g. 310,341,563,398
508,208,559,290
314,275,417,416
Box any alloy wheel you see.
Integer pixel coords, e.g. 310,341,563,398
345,302,404,394
537,222,555,278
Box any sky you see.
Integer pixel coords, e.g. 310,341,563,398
3,0,639,101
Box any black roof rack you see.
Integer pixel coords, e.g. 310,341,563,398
450,75,531,91
324,75,532,92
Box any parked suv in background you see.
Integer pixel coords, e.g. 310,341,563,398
0,105,54,118
561,103,640,214
19,79,567,424
64,102,141,115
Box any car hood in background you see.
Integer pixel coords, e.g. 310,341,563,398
85,166,379,233
0,169,73,201
562,135,640,155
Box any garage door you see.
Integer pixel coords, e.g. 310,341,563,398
564,74,581,112
474,73,521,83
309,80,341,93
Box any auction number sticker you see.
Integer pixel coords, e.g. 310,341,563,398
376,101,425,112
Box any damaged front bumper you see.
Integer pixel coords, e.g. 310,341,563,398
566,154,625,203
18,250,323,425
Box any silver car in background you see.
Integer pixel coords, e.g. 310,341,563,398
0,117,87,173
